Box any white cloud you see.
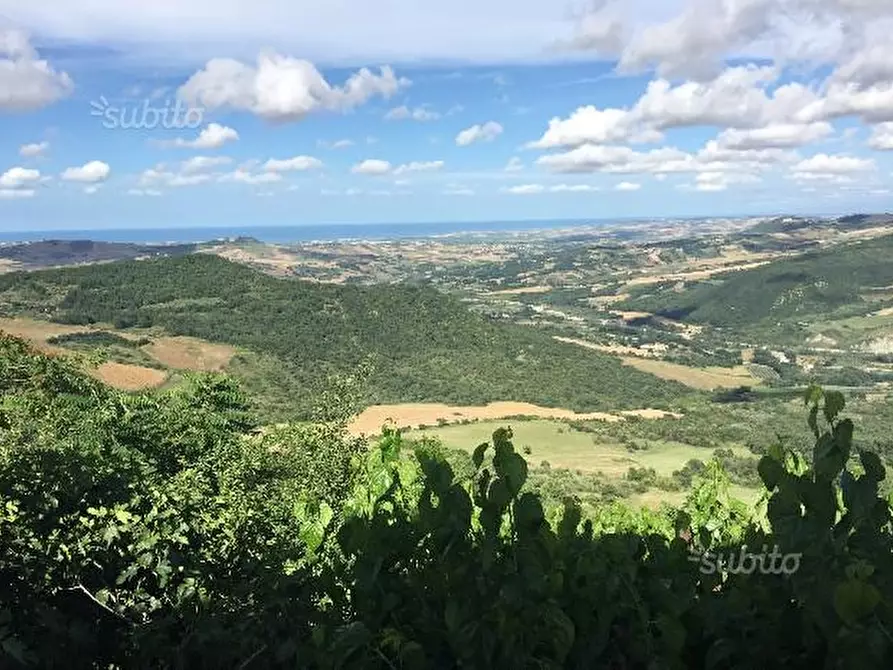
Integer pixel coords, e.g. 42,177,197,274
181,156,232,174
528,66,822,152
690,171,761,192
263,155,324,172
631,66,812,131
528,106,654,149
444,187,475,195
716,122,833,149
219,169,282,184
0,188,35,199
615,181,641,191
140,164,217,187
163,123,239,149
19,141,49,158
504,183,545,194
555,0,625,54
179,53,409,122
0,166,41,189
550,183,600,192
0,29,73,111
393,160,444,175
350,159,441,176
536,136,795,176
351,159,393,175
127,188,163,196
617,0,773,80
868,122,893,149
456,121,503,146
61,161,111,183
505,157,524,171
84,185,100,195
385,105,440,121
792,152,875,175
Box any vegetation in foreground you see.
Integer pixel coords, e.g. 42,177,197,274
1,334,891,668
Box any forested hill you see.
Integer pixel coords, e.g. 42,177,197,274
0,254,686,416
621,233,893,329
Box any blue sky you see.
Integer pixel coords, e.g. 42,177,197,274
2,0,893,231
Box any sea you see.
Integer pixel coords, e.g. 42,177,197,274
0,218,669,245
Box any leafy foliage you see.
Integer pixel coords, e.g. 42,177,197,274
1,336,892,668
620,233,893,329
0,254,688,420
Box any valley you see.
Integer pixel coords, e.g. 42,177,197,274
1,213,892,511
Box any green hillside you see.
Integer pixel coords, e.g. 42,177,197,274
620,234,893,329
0,254,687,418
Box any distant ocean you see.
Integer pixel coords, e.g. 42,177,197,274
0,218,653,245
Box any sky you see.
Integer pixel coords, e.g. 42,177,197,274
2,0,893,231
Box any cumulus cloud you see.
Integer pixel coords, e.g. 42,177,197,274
791,152,875,179
690,171,762,191
351,159,443,176
385,105,441,121
61,161,110,183
0,29,73,111
528,66,823,152
868,122,893,149
554,0,625,54
163,123,239,149
615,181,641,191
263,156,324,172
19,141,49,158
127,188,163,197
0,166,41,189
528,106,656,149
393,160,444,175
504,184,545,194
618,0,774,80
178,53,409,122
550,183,600,192
536,138,794,176
456,121,503,146
351,159,393,175
716,122,833,149
180,156,232,174
218,169,282,184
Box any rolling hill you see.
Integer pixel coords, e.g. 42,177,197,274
619,233,893,330
0,254,688,419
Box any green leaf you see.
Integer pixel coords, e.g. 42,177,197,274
860,451,885,482
834,580,881,625
823,390,845,423
472,443,488,469
758,456,784,490
513,493,544,531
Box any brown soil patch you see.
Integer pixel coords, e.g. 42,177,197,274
624,261,772,287
90,362,168,391
554,336,664,358
619,357,760,391
872,306,893,317
0,259,21,274
348,402,681,436
143,336,236,372
485,285,552,297
0,317,96,353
